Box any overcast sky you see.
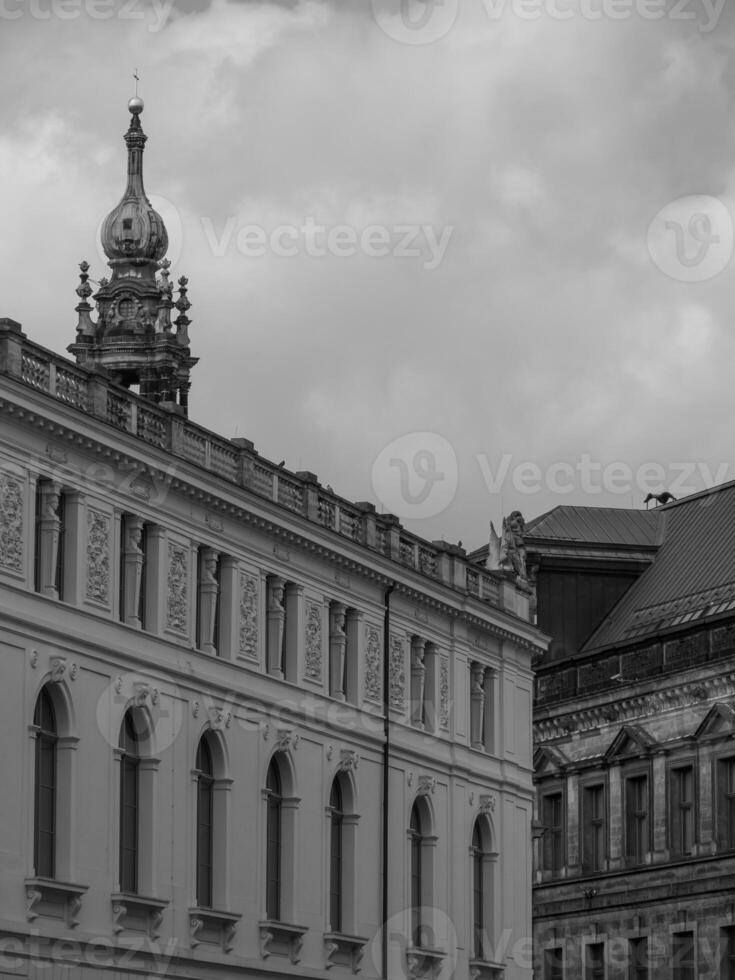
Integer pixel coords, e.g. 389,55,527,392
2,0,735,549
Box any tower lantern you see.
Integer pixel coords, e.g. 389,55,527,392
68,97,197,414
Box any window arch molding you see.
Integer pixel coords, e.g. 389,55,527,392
469,811,498,963
262,749,299,926
192,726,232,911
114,705,159,898
325,767,359,936
28,679,78,882
407,794,437,950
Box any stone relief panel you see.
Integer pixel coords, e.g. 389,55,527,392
0,472,23,574
364,626,382,704
167,542,189,634
86,508,110,604
389,634,406,710
439,655,450,730
239,571,259,659
304,601,323,681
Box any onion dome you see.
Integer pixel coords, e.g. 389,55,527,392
100,98,168,265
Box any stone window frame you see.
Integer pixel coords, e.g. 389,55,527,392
666,755,697,858
538,781,566,879
578,774,608,875
622,761,653,867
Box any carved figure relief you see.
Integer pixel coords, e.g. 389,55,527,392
0,472,23,573
364,626,382,703
167,542,189,633
439,655,450,729
239,571,259,659
305,601,323,681
389,635,406,710
86,509,111,603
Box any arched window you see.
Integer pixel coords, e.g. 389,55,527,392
119,711,141,893
472,821,484,958
266,758,282,920
34,688,57,878
196,738,215,908
410,803,424,947
329,779,344,933
471,815,495,961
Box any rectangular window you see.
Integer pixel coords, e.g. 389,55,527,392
582,783,606,872
625,774,649,864
721,927,735,980
672,931,695,980
541,792,564,874
717,758,735,850
544,945,564,980
629,937,648,980
586,943,605,980
670,765,694,856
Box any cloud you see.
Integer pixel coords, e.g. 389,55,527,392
1,0,735,541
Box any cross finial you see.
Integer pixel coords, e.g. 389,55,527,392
133,69,140,96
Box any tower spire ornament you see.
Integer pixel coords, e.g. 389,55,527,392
68,98,197,414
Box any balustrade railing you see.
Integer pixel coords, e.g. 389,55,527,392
2,330,514,612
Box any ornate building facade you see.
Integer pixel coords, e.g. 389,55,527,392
524,498,735,979
0,99,545,980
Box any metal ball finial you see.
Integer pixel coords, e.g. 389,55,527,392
128,96,144,115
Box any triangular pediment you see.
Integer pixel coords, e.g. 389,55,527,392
694,702,735,740
604,724,657,762
534,744,569,776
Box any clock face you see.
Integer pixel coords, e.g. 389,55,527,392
118,298,136,319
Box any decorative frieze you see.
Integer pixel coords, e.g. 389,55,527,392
364,626,382,703
238,571,259,659
535,671,735,743
167,542,189,633
304,601,323,681
389,634,406,710
439,655,450,730
0,471,23,574
86,509,110,604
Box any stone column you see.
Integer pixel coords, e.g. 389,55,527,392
329,602,347,700
37,481,61,598
284,583,304,683
607,763,623,870
144,526,166,634
410,638,427,729
267,576,286,678
423,642,438,733
137,757,161,896
217,556,239,661
55,734,80,882
470,663,486,750
652,753,667,860
483,668,497,753
197,548,220,655
212,777,233,909
122,517,145,628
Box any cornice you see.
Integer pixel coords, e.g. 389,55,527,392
0,392,544,652
534,670,735,743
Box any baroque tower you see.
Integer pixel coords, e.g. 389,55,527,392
68,96,197,414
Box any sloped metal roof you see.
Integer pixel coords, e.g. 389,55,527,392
526,505,661,548
583,483,735,653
